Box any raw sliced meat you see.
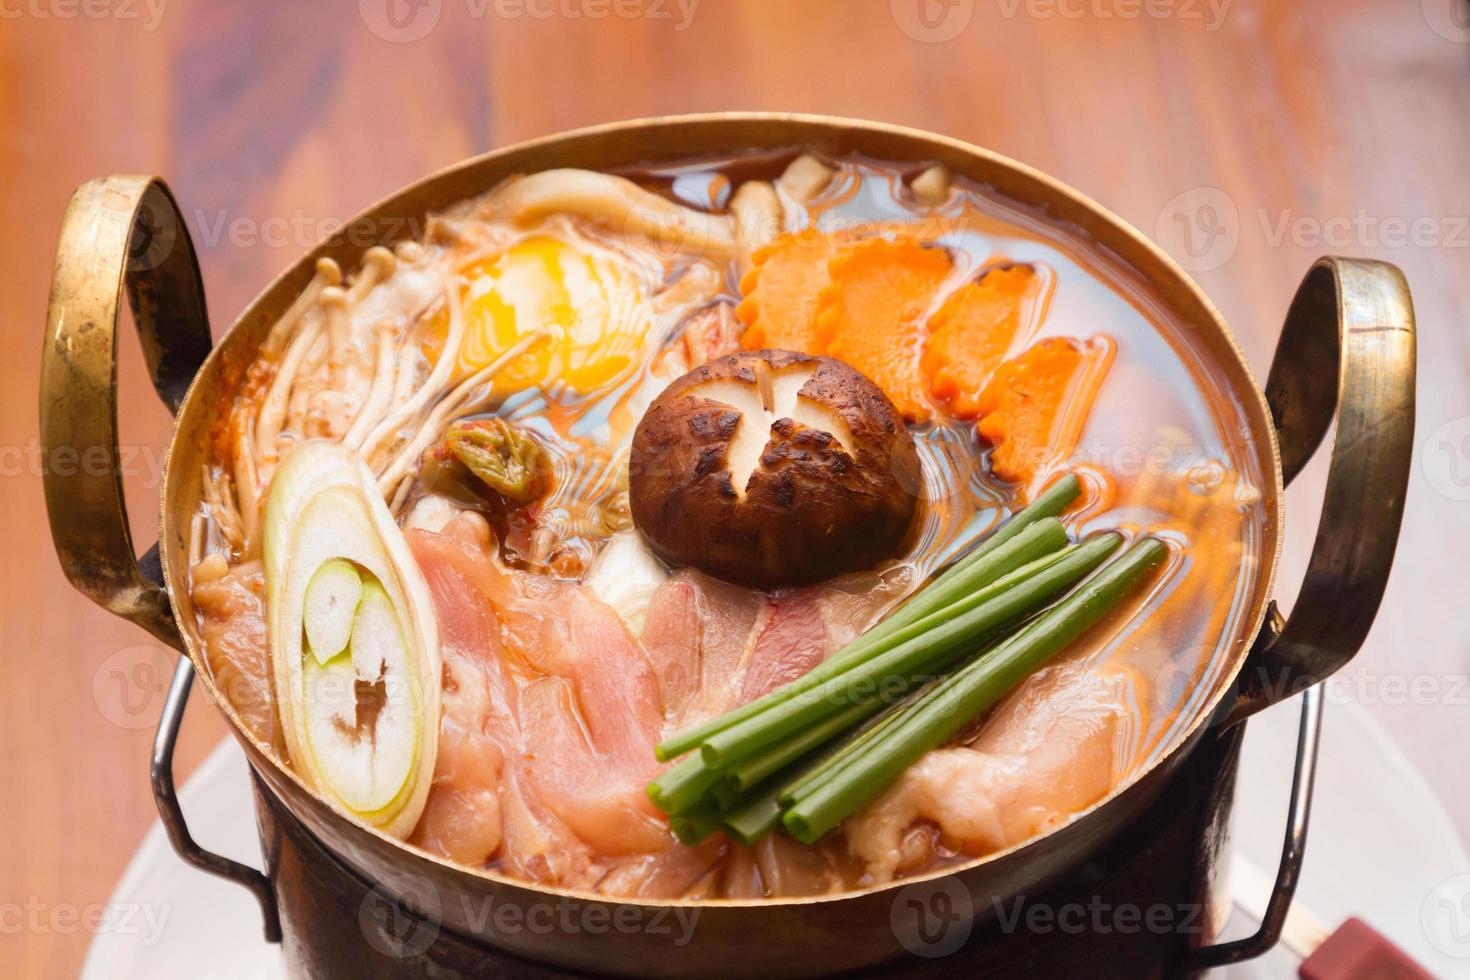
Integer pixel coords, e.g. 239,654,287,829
810,566,916,654
406,530,507,866
407,515,601,885
519,677,667,855
404,511,961,893
739,591,827,702
845,661,1147,882
641,569,766,726
738,566,914,704
191,558,282,755
640,577,702,717
594,836,729,899
642,562,916,724
411,513,670,868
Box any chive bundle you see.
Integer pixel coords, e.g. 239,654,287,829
646,474,1170,847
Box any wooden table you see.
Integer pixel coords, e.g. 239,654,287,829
3,2,1467,974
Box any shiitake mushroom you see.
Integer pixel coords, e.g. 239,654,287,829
629,349,918,586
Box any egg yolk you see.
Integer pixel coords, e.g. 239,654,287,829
431,236,648,396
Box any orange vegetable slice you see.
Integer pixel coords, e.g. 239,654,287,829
976,335,1115,491
921,264,1050,419
816,239,953,421
735,231,843,354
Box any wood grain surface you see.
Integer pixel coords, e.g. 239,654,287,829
3,1,1468,975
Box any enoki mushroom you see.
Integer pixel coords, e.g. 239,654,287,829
730,180,782,274
342,321,401,451
481,168,739,263
359,268,466,468
255,310,326,464
202,167,737,561
376,328,553,503
259,257,341,359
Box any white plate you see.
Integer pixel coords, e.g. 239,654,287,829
81,741,284,980
1214,694,1470,978
84,696,1468,979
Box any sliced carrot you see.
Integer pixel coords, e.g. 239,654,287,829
735,231,843,354
976,335,1115,491
815,239,953,421
921,264,1050,419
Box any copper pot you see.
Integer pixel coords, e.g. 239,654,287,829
41,114,1415,978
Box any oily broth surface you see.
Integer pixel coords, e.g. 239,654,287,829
634,153,1266,770
196,152,1267,890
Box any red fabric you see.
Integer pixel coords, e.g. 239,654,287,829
1299,917,1433,980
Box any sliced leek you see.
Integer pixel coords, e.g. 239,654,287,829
263,441,441,838
304,558,362,665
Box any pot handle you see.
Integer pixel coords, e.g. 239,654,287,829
1189,685,1323,970
153,656,282,942
1225,257,1415,725
41,176,213,650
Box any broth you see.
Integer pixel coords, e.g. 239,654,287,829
191,150,1265,897
636,153,1264,773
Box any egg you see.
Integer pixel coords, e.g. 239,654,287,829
436,236,649,396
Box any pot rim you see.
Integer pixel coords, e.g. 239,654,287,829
160,110,1285,909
